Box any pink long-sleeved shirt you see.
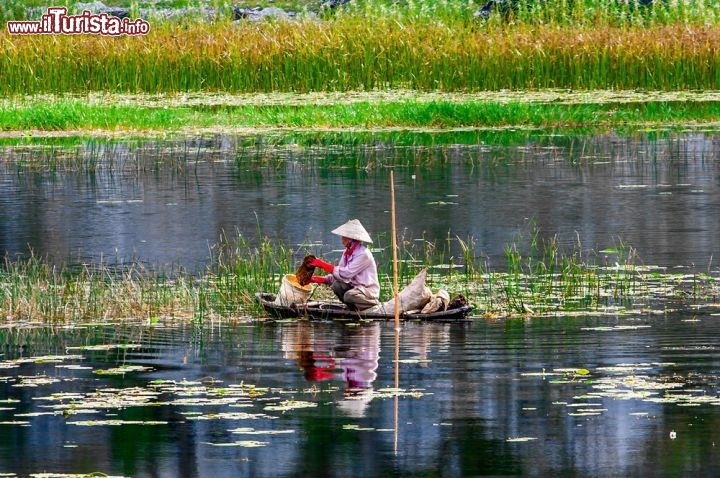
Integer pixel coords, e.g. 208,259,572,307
324,243,380,299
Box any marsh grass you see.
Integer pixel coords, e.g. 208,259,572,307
1,228,718,322
3,0,720,94
0,252,198,322
493,231,647,314
200,230,296,318
4,98,720,134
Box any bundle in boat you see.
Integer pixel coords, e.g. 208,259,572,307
295,255,317,286
371,269,432,314
371,268,469,315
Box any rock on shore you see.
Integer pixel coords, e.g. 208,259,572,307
28,1,330,22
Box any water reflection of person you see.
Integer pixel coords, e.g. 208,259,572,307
281,321,335,380
280,321,380,417
296,350,335,381
335,323,380,418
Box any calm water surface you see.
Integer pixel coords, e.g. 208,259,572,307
1,315,719,477
1,131,720,476
1,132,719,271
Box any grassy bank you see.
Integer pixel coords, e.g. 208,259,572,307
4,92,720,135
1,230,718,323
3,0,720,94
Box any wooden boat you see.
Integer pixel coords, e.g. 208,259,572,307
255,293,474,322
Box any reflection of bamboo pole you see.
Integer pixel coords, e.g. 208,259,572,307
390,170,400,454
394,392,399,455
390,170,400,336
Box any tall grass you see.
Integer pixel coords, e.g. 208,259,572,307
0,251,198,322
2,0,720,94
0,230,299,322
199,229,296,319
1,228,718,322
495,229,644,314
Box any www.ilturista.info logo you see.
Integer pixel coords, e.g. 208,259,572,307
7,7,150,36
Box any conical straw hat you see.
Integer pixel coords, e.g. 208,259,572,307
331,219,373,244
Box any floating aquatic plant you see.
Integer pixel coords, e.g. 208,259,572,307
67,420,168,426
186,412,276,421
203,440,269,447
229,427,295,435
522,359,720,417
92,365,154,376
264,400,318,412
506,437,539,443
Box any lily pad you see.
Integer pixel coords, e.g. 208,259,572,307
203,440,268,447
67,420,167,426
187,412,275,421
264,400,317,411
229,427,295,435
93,365,153,376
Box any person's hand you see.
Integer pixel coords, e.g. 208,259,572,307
309,258,334,273
310,276,327,284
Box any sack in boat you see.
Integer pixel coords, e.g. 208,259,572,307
295,255,317,286
378,269,432,313
421,289,450,314
275,274,313,306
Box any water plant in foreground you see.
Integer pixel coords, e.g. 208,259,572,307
1,230,718,323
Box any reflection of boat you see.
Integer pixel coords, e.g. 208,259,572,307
256,293,474,321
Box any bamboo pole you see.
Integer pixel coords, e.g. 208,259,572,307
391,170,400,334
390,170,400,382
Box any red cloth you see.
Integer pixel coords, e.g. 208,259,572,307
344,240,360,259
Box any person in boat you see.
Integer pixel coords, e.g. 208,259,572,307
309,219,380,311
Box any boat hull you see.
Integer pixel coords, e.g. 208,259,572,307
255,293,474,322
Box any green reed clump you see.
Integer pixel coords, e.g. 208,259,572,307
378,225,668,316
490,230,647,314
200,230,298,318
0,229,306,323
